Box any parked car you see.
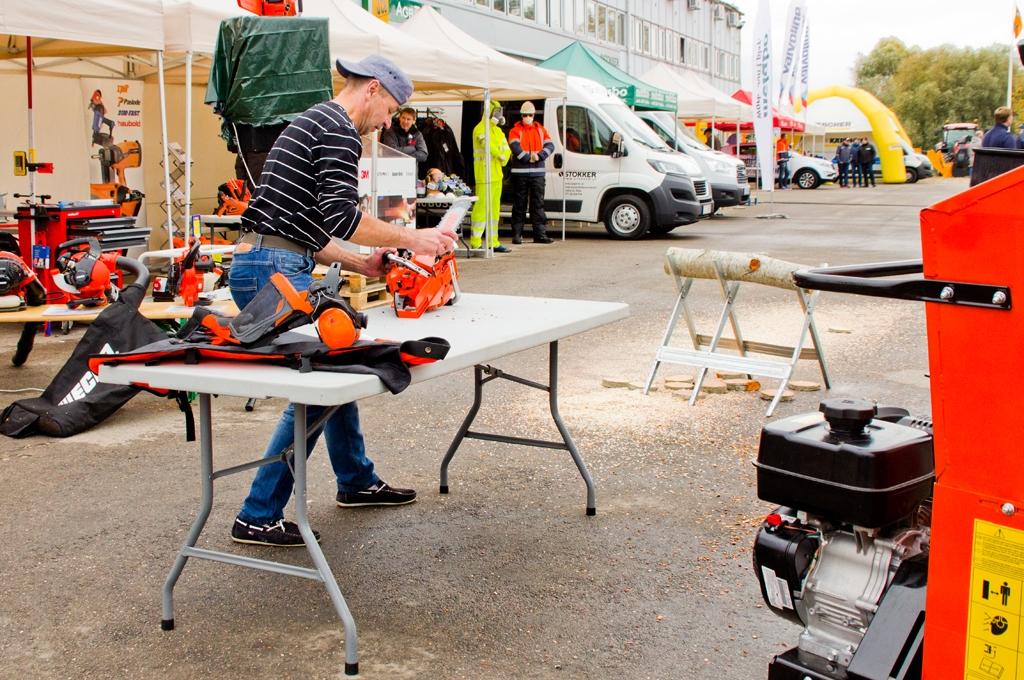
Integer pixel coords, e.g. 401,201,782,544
726,142,837,189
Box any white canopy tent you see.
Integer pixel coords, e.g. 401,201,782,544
0,0,167,243
400,6,568,247
641,64,751,121
161,0,490,245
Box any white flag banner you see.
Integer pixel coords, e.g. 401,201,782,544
753,0,775,192
778,0,806,108
799,20,810,110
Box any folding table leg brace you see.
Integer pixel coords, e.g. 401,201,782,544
159,394,362,676
439,340,597,515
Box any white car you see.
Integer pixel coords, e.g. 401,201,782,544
788,153,839,189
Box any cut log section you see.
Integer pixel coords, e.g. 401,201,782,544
664,248,808,291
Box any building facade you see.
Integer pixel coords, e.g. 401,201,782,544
382,0,743,94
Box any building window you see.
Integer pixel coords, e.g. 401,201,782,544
642,22,651,54
679,37,686,64
616,14,625,45
596,4,606,38
494,0,504,12
476,0,487,6
508,0,521,17
524,0,535,20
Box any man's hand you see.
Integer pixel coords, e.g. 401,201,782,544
530,152,539,162
403,226,458,257
363,248,397,277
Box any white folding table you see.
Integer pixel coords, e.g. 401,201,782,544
98,292,628,676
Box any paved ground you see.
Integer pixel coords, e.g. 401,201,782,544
0,177,966,679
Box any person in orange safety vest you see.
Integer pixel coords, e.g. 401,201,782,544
508,101,555,244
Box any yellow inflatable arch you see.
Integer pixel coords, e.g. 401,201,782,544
807,85,914,184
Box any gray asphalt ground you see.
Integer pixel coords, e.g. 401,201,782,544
0,177,963,679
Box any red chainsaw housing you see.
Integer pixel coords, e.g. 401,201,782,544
386,252,459,319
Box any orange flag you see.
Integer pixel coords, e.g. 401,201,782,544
1015,6,1022,38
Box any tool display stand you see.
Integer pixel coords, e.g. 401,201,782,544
644,247,831,416
17,200,147,302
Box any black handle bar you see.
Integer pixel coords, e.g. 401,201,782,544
793,260,1012,311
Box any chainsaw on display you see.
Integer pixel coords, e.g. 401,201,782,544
236,0,301,16
384,250,461,319
195,262,366,350
216,178,250,217
153,240,222,307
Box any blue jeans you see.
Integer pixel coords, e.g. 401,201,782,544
229,244,378,524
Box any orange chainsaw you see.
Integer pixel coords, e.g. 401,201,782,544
384,250,461,319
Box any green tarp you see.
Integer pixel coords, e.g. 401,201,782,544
539,41,676,111
206,16,332,142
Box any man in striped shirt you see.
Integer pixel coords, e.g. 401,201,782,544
229,55,458,547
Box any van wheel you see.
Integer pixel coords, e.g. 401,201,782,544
794,169,820,189
603,195,650,239
905,168,918,184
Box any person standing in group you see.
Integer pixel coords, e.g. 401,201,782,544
970,129,984,175
775,134,791,189
849,138,862,187
380,105,428,168
857,137,876,187
508,101,555,244
469,100,512,252
228,55,458,547
981,106,1019,149
835,138,853,187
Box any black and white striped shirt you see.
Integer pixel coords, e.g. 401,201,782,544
241,101,362,252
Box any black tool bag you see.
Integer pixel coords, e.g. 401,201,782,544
0,285,174,438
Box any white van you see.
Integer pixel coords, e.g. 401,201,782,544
501,76,713,239
635,110,749,211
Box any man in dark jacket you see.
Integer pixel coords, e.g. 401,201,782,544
835,139,853,187
981,106,1019,149
857,137,876,187
380,106,428,165
508,101,555,244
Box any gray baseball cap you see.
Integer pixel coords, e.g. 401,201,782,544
335,55,413,105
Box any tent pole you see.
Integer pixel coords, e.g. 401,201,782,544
157,51,173,250
371,132,379,221
26,37,36,207
561,96,566,242
483,89,492,259
184,51,193,243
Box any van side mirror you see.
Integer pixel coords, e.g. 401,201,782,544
553,153,563,169
610,131,625,158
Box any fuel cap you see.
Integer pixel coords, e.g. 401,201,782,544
820,398,876,437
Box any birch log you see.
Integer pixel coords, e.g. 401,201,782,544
663,248,808,291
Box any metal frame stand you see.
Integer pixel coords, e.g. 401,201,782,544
643,262,832,417
159,395,361,676
439,340,597,516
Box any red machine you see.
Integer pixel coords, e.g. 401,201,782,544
53,238,123,308
153,240,222,307
237,0,301,16
0,250,45,310
749,168,1024,680
384,250,461,318
216,178,250,217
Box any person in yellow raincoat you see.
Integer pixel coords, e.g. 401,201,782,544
470,100,512,252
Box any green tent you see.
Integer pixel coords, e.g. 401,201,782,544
538,41,676,111
206,16,333,145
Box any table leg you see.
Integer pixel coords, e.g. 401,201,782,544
292,404,360,676
439,365,483,494
548,341,596,515
439,342,596,515
161,392,214,631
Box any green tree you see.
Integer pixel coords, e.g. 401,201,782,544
855,40,1023,148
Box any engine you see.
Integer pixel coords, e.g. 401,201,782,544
752,398,934,680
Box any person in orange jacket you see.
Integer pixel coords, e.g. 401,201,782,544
508,101,555,244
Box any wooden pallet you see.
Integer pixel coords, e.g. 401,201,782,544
344,272,385,292
341,282,391,310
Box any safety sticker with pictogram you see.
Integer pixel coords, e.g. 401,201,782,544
965,520,1024,679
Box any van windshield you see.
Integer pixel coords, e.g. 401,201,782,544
600,103,671,151
647,112,710,152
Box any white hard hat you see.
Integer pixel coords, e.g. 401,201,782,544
520,101,536,115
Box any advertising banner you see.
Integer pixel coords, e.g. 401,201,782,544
753,0,775,192
799,20,810,110
777,0,806,108
80,78,146,223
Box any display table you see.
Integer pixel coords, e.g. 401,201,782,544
97,293,629,676
196,214,242,243
0,299,238,324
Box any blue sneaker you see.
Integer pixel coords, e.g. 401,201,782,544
494,245,511,253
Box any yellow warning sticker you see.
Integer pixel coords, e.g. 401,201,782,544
966,520,1024,680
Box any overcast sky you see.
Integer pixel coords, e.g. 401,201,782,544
728,0,1018,90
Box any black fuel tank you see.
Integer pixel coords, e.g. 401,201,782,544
754,399,934,528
